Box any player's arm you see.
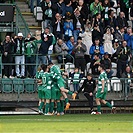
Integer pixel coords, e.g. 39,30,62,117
37,79,42,85
77,79,86,93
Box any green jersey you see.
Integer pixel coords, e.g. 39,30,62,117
98,71,108,90
42,72,52,89
37,70,44,79
50,65,62,80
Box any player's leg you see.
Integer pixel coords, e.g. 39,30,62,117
84,92,94,113
60,96,65,115
57,79,77,100
44,89,52,115
56,90,61,115
96,98,101,114
38,88,45,113
61,91,70,110
101,99,116,114
49,87,56,114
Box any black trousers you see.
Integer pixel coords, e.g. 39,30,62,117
75,58,86,72
84,92,93,111
117,60,127,78
2,55,13,77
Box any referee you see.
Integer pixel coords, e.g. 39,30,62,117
77,73,96,114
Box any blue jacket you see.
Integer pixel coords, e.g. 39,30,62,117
89,44,104,59
63,21,73,36
66,40,74,54
124,33,133,50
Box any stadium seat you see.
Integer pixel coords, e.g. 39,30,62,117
86,63,91,74
107,80,111,91
112,62,117,77
111,77,122,91
13,78,24,93
24,78,35,93
1,78,13,93
34,7,43,21
65,62,75,73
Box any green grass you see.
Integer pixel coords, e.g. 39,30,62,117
0,114,133,133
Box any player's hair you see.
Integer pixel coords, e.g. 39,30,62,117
41,64,47,71
48,62,53,66
87,73,92,77
99,64,105,70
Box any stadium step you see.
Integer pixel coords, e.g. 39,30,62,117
15,0,41,35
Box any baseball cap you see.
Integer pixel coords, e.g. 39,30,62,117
18,33,23,37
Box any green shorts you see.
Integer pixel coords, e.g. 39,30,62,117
96,88,107,100
43,88,51,99
57,78,65,89
38,86,45,99
51,83,61,100
56,90,61,100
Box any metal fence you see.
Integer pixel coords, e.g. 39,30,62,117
0,77,133,102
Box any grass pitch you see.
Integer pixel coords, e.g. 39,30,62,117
0,114,133,133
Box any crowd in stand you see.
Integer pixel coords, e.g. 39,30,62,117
0,0,133,80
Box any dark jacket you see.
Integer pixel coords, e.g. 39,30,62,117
39,33,52,55
90,59,100,75
116,45,131,61
78,78,96,93
100,58,112,69
53,20,64,35
116,16,128,29
73,42,87,58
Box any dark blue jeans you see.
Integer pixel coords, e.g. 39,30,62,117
73,83,79,92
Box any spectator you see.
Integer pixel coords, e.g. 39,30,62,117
102,0,111,27
71,0,78,11
63,17,74,41
114,27,125,45
116,40,131,78
42,27,56,63
116,12,128,30
77,73,96,114
66,36,75,57
1,35,14,78
55,39,71,63
90,0,103,17
92,13,104,43
56,0,66,17
103,27,113,55
79,22,93,63
40,0,53,31
90,53,101,77
38,31,52,65
53,13,64,39
73,0,89,42
124,27,133,56
89,38,104,60
25,34,36,78
111,39,120,63
101,52,114,78
73,36,87,73
117,0,130,20
64,0,73,19
14,33,25,78
107,10,117,30
122,66,133,98
69,67,83,93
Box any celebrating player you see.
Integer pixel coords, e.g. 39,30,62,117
48,62,77,110
95,64,116,114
